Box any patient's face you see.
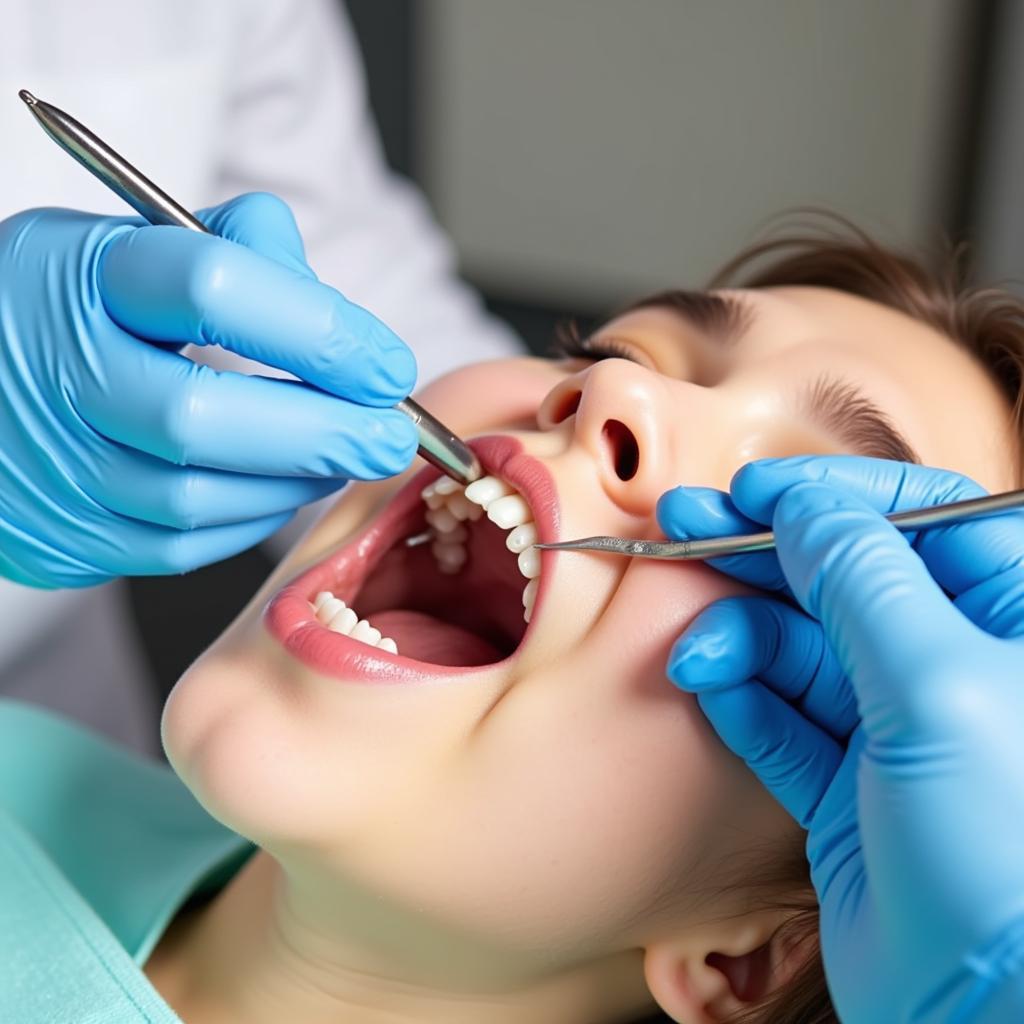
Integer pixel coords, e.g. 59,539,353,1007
164,286,1013,982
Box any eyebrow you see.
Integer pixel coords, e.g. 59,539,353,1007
802,374,920,463
638,293,920,464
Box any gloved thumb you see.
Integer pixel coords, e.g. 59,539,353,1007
196,192,317,280
773,481,980,744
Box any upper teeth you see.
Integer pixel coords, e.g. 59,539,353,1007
420,473,541,623
309,590,399,655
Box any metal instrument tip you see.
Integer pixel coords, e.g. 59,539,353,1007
532,536,651,555
18,89,37,107
457,454,483,487
532,540,601,552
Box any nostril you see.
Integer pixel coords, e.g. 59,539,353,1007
602,419,640,481
550,390,582,424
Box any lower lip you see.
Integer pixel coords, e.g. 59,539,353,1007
263,436,557,684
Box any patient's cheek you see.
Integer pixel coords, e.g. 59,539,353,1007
417,358,564,435
734,422,845,464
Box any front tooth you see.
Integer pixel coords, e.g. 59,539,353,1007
517,545,541,579
350,619,382,645
464,475,512,509
318,596,345,623
522,578,539,623
487,493,531,529
328,606,358,635
506,522,537,553
378,637,399,655
313,591,333,612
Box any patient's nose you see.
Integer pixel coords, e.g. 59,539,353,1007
538,360,670,516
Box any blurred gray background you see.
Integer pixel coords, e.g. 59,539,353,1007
129,0,1024,716
421,0,961,308
381,0,1017,329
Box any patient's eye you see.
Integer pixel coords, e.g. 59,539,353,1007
549,324,644,365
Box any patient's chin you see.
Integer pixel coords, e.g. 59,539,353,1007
160,651,331,846
158,643,429,854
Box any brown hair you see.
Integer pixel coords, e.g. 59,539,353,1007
627,215,1024,1023
711,214,1024,480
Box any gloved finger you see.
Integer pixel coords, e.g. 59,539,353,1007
668,596,857,741
99,222,416,405
806,727,865,903
74,335,417,478
133,509,294,576
730,455,954,521
696,681,844,828
0,526,81,589
731,456,1024,609
96,512,294,578
954,566,1024,639
196,192,316,281
773,481,981,741
656,486,790,593
81,443,342,528
2,506,293,587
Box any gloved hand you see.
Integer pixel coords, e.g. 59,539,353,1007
0,193,418,588
659,456,1024,1023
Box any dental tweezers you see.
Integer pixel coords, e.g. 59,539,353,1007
534,486,1024,561
18,89,482,487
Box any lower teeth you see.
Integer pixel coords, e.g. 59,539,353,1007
310,591,398,655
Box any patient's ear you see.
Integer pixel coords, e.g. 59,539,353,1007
642,911,810,1023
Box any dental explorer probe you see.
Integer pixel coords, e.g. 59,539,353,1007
534,486,1024,561
17,89,482,487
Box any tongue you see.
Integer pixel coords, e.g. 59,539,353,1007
370,610,503,667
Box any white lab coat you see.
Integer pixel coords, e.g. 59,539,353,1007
0,0,519,753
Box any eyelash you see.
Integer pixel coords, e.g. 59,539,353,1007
549,329,642,365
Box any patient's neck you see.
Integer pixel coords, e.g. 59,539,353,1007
144,851,652,1024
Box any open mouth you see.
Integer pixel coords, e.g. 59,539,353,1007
264,436,558,681
308,466,540,665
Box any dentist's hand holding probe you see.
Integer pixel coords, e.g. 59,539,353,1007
0,192,418,588
659,456,1024,1024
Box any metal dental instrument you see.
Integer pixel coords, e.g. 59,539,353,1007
534,487,1024,561
18,88,482,487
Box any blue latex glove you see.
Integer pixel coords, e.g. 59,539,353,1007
0,193,418,588
659,456,1024,1023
